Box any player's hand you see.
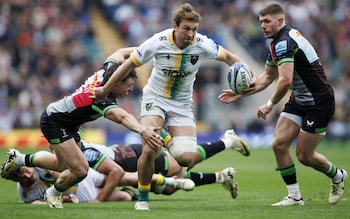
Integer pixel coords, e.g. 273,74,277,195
257,104,272,120
89,87,108,99
218,89,242,104
140,126,163,150
241,76,257,95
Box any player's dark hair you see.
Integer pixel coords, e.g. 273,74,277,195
259,3,285,16
102,61,137,85
173,3,201,26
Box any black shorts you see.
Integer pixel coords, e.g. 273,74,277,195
282,98,335,133
111,144,169,176
40,110,80,144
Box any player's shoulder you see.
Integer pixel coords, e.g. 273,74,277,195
150,28,173,43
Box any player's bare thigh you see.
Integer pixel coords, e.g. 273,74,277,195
53,138,88,173
140,115,164,134
274,116,300,148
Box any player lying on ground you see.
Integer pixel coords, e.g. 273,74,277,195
1,129,250,200
1,149,195,202
1,165,137,204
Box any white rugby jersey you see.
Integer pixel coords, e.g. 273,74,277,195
75,168,105,202
130,28,225,100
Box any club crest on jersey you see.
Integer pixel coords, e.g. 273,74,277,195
190,55,199,65
145,103,153,111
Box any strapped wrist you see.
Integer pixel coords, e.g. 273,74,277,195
266,99,275,109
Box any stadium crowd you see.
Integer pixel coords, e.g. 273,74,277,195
0,0,349,141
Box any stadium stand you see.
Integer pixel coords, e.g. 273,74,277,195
0,0,349,144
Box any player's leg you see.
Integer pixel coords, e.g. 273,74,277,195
49,138,88,191
296,101,346,205
271,115,304,206
167,125,197,167
135,114,164,210
186,167,238,199
1,150,59,178
161,129,250,170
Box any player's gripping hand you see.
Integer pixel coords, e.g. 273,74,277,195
89,87,108,99
140,126,163,150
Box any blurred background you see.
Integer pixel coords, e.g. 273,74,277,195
0,0,349,147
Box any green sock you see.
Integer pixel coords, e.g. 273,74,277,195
138,183,150,202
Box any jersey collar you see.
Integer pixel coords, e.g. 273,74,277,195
168,29,196,46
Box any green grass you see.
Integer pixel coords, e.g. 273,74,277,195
0,145,349,219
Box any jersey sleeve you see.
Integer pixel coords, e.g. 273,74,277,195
200,34,224,60
130,34,160,67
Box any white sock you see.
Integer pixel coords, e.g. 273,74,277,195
15,154,25,166
46,185,62,196
164,177,175,186
332,169,343,184
221,139,233,149
287,183,302,200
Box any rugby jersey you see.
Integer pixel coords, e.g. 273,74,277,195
130,28,225,100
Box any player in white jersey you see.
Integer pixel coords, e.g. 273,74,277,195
3,165,133,204
92,3,255,210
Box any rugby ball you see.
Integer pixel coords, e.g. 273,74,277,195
227,62,252,94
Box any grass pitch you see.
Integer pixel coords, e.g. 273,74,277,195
0,145,349,219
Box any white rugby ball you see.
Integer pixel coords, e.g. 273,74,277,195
227,62,252,94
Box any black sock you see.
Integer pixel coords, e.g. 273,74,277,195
197,140,225,161
188,172,216,186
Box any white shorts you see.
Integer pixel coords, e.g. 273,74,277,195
140,94,196,127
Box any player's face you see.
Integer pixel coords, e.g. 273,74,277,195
9,167,37,185
112,77,135,98
259,14,283,39
173,20,199,49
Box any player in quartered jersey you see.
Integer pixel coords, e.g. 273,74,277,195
92,3,254,210
219,2,346,206
1,47,163,209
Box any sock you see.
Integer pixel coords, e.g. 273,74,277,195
196,141,225,162
15,154,26,166
164,177,175,186
160,129,171,148
138,182,150,202
326,163,343,183
46,183,63,196
154,174,165,186
277,164,302,199
187,172,216,186
278,164,297,184
286,183,302,200
24,154,35,167
221,138,234,149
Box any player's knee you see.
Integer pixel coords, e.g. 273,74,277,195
169,136,197,166
142,144,160,159
296,150,311,166
271,140,288,154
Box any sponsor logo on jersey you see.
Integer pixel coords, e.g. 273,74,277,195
146,103,153,111
275,40,287,57
190,55,199,65
162,69,192,77
159,36,167,41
